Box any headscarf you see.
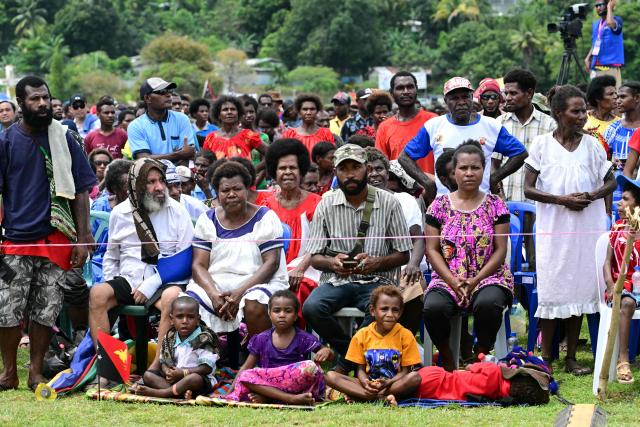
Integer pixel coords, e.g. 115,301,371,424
474,78,504,102
128,157,166,264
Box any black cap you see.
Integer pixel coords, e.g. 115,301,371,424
70,94,85,104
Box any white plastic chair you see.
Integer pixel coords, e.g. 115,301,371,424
334,307,365,337
592,232,640,395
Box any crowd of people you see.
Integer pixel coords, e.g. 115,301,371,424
0,8,638,402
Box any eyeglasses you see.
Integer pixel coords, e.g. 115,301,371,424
152,89,170,96
72,103,85,110
93,160,110,166
480,94,499,101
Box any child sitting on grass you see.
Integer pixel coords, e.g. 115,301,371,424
603,175,640,384
130,296,219,398
225,290,334,405
325,285,421,402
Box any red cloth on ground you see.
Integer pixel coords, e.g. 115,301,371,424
2,229,74,271
375,110,437,174
416,363,510,401
281,127,335,155
203,129,262,160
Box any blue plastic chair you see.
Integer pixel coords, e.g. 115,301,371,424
281,222,292,257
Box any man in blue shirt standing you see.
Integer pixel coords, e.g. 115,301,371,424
584,0,624,87
127,77,197,164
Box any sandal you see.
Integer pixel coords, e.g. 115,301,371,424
564,357,592,376
616,362,635,384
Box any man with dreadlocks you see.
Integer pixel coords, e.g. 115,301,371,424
88,157,194,374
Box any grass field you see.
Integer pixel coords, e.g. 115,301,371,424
1,339,640,426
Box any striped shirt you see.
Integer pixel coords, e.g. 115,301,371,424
308,185,412,286
493,109,557,201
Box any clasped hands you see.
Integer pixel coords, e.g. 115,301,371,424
450,276,480,306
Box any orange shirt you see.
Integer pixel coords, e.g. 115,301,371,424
202,129,262,160
375,110,437,174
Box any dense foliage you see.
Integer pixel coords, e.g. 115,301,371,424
0,0,638,101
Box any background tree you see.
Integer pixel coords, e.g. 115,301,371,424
215,48,254,93
10,0,47,37
286,65,340,94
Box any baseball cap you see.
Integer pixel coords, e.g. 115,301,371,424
139,77,177,100
475,77,503,102
69,94,86,104
356,88,373,100
443,77,474,96
333,144,367,167
175,165,193,182
389,160,416,190
331,92,352,105
159,159,181,184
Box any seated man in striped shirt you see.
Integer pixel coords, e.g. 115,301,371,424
302,144,412,372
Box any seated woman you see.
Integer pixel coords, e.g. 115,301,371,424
423,140,513,371
264,138,322,327
186,161,289,342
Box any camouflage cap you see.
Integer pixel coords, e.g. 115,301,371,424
333,143,367,167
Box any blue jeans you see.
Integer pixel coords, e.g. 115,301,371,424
302,280,384,357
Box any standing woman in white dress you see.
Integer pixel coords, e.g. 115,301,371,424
524,85,616,375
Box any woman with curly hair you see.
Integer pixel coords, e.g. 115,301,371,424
282,94,335,153
356,91,393,138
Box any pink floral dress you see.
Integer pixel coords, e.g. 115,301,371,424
425,193,514,308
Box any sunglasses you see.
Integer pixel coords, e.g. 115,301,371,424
152,89,170,96
480,94,499,101
595,2,606,7
72,103,85,109
93,160,110,166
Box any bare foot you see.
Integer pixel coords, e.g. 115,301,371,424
385,394,398,407
128,384,164,397
287,392,314,406
248,392,270,404
184,390,193,400
27,374,48,391
0,372,19,391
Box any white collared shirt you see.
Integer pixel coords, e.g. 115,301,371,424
103,197,194,288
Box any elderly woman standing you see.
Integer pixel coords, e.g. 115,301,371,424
186,161,289,338
282,94,335,153
423,141,514,372
264,138,322,326
524,85,616,375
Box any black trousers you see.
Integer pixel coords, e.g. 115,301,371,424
423,285,511,350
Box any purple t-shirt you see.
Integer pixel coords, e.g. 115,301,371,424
0,123,96,241
248,327,321,368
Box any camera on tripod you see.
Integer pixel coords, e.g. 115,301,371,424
547,3,589,40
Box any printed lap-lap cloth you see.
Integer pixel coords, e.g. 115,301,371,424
87,389,197,405
397,398,499,408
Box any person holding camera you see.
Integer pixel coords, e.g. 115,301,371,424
302,144,412,372
584,0,624,87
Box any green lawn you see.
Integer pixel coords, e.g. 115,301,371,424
2,343,640,427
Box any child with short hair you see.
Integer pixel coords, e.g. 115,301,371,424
603,175,640,384
325,285,421,402
225,290,334,405
130,296,219,398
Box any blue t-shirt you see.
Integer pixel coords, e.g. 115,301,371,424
403,114,526,194
128,110,197,157
604,120,636,166
193,122,218,140
0,123,96,241
590,17,624,68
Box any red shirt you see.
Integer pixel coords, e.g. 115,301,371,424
84,128,128,159
628,128,640,154
203,129,262,160
375,110,437,174
416,363,510,401
609,219,640,293
281,127,335,154
264,192,321,264
2,230,74,271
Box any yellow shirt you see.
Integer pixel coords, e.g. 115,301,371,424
346,322,421,379
584,113,618,139
329,117,347,135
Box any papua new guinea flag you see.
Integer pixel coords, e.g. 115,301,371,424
97,331,131,384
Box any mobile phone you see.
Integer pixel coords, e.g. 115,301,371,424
342,259,358,269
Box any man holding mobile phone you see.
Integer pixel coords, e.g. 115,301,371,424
303,144,412,372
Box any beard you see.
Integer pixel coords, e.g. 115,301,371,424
22,106,53,130
338,172,368,196
142,187,169,213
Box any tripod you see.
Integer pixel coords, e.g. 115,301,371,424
556,36,589,85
